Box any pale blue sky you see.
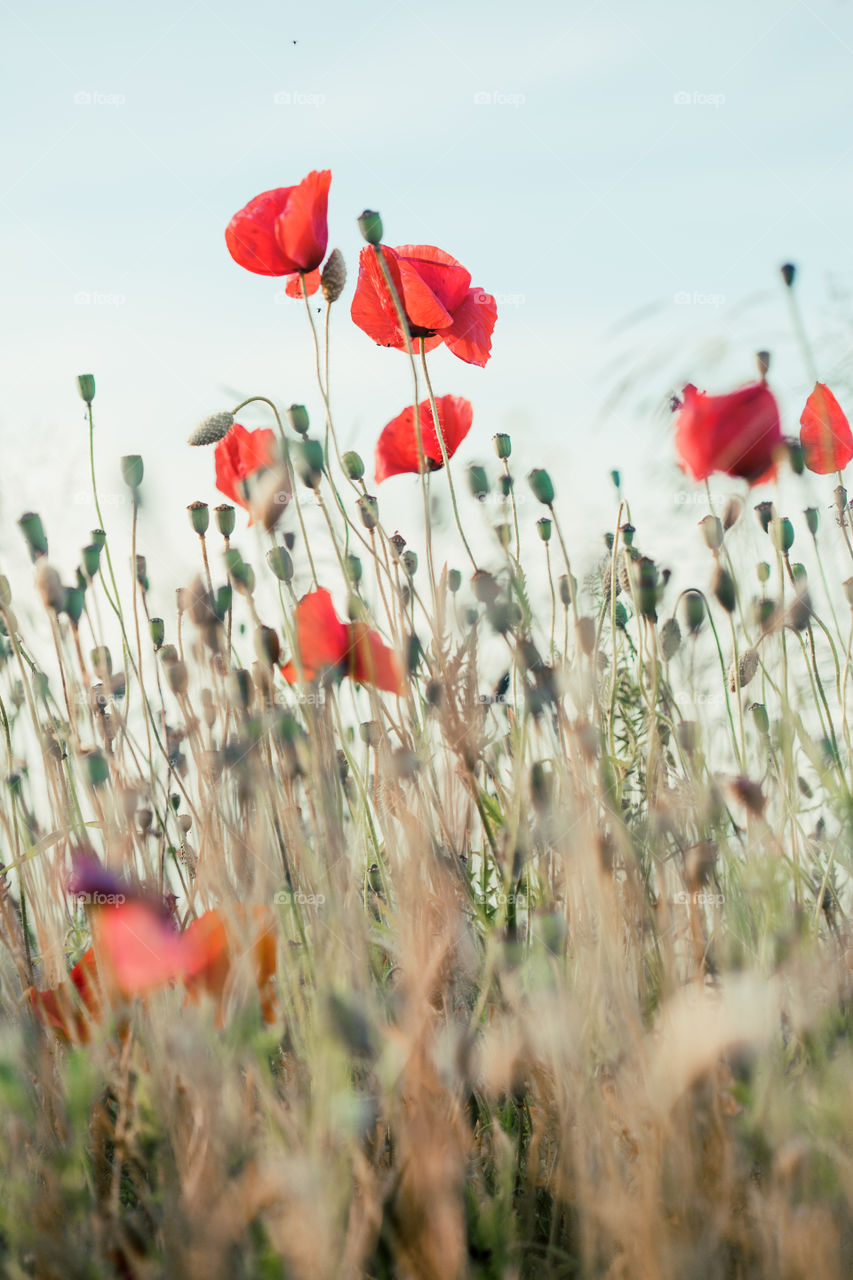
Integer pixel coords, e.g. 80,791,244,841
3,0,853,606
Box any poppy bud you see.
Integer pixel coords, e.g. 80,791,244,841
683,590,705,634
287,404,310,436
343,556,361,588
755,350,771,379
448,569,462,594
712,566,736,613
63,587,85,627
254,625,281,667
357,210,383,245
467,464,489,501
621,523,636,548
187,411,234,446
294,438,324,488
215,504,236,538
121,455,144,491
498,473,513,498
165,658,188,696
320,248,347,303
610,468,621,491
225,549,254,595
754,501,775,533
729,648,759,691
18,512,48,560
771,516,794,553
472,570,499,605
265,545,293,583
537,517,552,542
749,702,770,736
698,515,724,551
187,500,209,536
389,532,406,556
91,528,106,550
757,561,770,583
804,507,819,537
134,555,148,590
149,617,165,650
576,616,596,656
357,495,378,530
527,468,555,506
77,373,96,405
402,550,418,577
787,441,805,475
493,432,512,460
722,497,743,531
660,617,681,661
780,263,796,288
342,450,365,481
215,584,231,620
559,574,574,607
84,749,109,788
81,543,101,579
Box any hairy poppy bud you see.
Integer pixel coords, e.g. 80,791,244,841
683,590,705,634
121,455,144,491
660,617,681,661
320,248,347,303
215,504,236,538
357,494,378,530
402,550,418,577
188,411,234,446
77,373,96,405
467,464,489,501
527,468,555,506
713,566,736,613
149,617,165,650
537,517,552,542
187,500,209,536
342,450,364,481
749,702,770,736
357,210,383,245
493,432,512,460
472,570,499,605
729,648,759,691
19,512,48,560
287,404,310,436
266,545,293,582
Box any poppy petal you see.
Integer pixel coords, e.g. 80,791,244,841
441,289,497,366
674,382,782,484
214,425,278,509
375,395,473,483
294,588,351,671
274,169,331,274
226,187,295,276
351,246,407,350
348,622,404,695
285,269,322,298
800,383,853,474
91,900,200,997
396,245,472,318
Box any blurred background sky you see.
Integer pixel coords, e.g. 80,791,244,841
4,0,853,618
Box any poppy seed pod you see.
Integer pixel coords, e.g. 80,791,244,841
187,501,209,536
780,263,796,288
63,587,85,627
683,590,705,634
320,248,346,303
528,468,555,506
660,617,681,661
149,617,165,650
77,373,96,405
467,464,489,501
537,517,552,543
121,455,144,491
576,616,596,656
225,549,255,595
448,569,462,594
91,528,106,550
165,659,189,697
188,411,234,447
214,504,236,538
559,574,574,607
294,439,325,488
472,570,499,605
698,515,724,551
287,404,310,436
771,516,794,553
749,702,770,736
266,545,293,583
621,523,636,548
84,749,109,788
804,507,819,537
493,432,512,460
254,625,281,667
632,556,660,620
712,565,736,613
754,501,775,533
18,512,48,560
342,450,364,481
401,550,418,577
357,494,378,530
757,561,771,583
81,543,101,579
787,441,805,476
498,473,513,498
357,210,383,245
346,553,363,586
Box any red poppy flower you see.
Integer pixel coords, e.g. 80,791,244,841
674,382,783,483
282,588,403,695
28,948,102,1044
183,906,277,1027
214,424,279,514
351,244,497,367
375,395,473,483
225,170,331,296
799,383,853,474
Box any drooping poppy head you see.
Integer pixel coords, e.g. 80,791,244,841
351,244,497,367
375,395,473,483
281,588,403,695
214,424,280,515
674,382,783,484
225,170,331,284
799,383,853,475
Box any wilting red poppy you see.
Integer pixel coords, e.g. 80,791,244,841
375,395,473,483
351,244,497,367
225,170,331,296
214,424,279,514
674,382,783,483
282,588,403,695
799,383,853,474
183,906,277,1027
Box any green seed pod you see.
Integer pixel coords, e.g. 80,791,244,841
448,568,462,594
771,516,794,553
780,263,796,287
537,517,552,542
683,590,705,634
498,473,513,498
401,550,418,577
187,501,209,535
467,464,489,501
81,543,101,579
660,617,681,661
804,507,819,537
121,455,144,490
215,504,236,538
294,438,324,487
749,702,770,736
713,565,736,613
225,548,254,593
754,501,774,533
621,523,636,548
18,512,48,560
346,553,363,586
787,441,805,476
633,556,659,620
77,373,96,405
357,210,383,245
90,528,106,550
357,494,378,530
610,469,621,491
472,570,499,605
342,450,365,481
487,599,514,634
559,574,574,607
492,432,512,460
757,561,771,583
84,749,109,788
360,719,381,746
149,617,165,650
287,404,310,436
407,632,422,673
527,468,555,506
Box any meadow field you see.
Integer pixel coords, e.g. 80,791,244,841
3,174,853,1280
